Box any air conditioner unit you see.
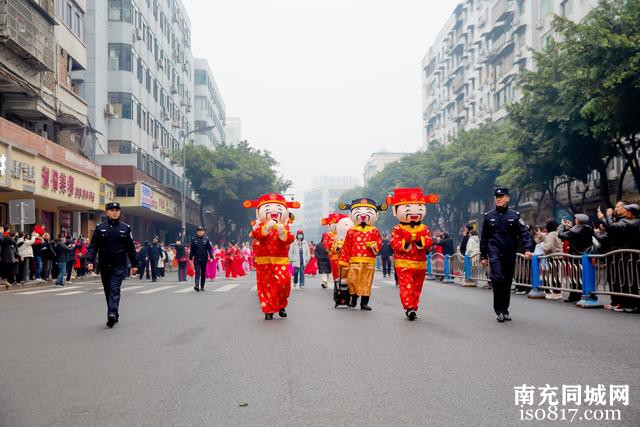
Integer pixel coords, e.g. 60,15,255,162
134,28,143,41
170,85,178,94
161,108,169,120
182,62,188,72
186,105,191,113
172,120,180,129
152,140,159,149
104,104,116,118
157,59,164,69
180,100,188,107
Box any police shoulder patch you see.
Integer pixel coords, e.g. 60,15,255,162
519,218,526,226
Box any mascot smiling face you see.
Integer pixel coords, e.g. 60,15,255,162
393,203,426,224
336,217,354,240
257,202,288,225
339,198,387,227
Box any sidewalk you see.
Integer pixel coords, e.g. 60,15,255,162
0,274,100,292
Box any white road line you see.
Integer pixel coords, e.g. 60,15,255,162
136,285,176,294
174,287,196,293
250,285,257,292
122,286,145,292
213,284,239,292
372,285,380,289
15,286,82,295
56,291,87,296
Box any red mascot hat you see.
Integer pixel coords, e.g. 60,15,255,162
243,193,301,209
320,213,347,226
385,188,439,206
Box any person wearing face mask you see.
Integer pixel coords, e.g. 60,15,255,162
480,188,533,323
338,198,387,311
387,189,438,321
288,230,310,288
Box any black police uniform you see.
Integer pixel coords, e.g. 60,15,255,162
480,190,533,317
86,204,137,323
189,231,213,291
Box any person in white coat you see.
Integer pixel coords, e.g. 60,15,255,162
288,230,310,288
17,232,36,284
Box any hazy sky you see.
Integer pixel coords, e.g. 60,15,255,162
182,0,458,196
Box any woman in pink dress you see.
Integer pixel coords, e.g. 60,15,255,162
304,242,319,276
206,246,217,280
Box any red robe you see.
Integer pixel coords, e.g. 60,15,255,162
339,225,382,297
390,223,433,310
323,231,339,280
251,223,295,314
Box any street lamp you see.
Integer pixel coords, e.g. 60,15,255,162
181,124,216,241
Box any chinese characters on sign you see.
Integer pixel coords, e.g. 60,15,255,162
40,166,95,202
11,160,36,184
514,384,629,407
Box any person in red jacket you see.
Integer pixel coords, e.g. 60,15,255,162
320,213,347,285
244,193,301,320
338,198,386,311
387,188,438,320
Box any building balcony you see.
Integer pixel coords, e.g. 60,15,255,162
492,0,515,26
452,73,465,94
0,0,55,72
57,86,88,127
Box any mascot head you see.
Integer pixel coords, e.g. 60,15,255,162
243,193,301,225
336,217,354,241
321,213,347,233
339,198,387,227
386,188,439,224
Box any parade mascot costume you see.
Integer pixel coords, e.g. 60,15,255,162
387,188,438,320
244,193,301,320
321,213,347,284
338,198,386,310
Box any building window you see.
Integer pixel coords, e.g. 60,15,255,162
540,31,553,50
539,0,553,17
109,0,133,23
561,0,573,17
115,185,135,197
108,44,133,72
195,70,207,85
108,140,136,154
108,92,134,119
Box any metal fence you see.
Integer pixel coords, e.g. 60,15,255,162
425,249,640,307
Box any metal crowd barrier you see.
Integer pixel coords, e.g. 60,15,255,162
425,249,640,308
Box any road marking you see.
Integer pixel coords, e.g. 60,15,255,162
122,286,145,292
56,290,87,296
174,287,196,293
15,286,82,295
213,284,239,292
250,285,257,292
136,286,176,294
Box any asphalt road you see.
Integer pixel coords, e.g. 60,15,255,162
1,271,639,427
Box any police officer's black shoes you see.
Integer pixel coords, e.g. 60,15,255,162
194,286,200,292
265,313,274,320
278,308,287,318
106,314,117,328
503,313,512,321
406,309,417,321
496,313,505,322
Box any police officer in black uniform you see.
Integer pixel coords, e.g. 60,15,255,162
480,188,533,322
189,226,213,292
86,202,138,328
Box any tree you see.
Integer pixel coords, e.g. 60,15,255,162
180,142,291,242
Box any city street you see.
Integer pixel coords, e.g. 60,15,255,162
1,272,639,426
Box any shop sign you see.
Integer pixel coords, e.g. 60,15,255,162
140,183,153,208
40,166,96,202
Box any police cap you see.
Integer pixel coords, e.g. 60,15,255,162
494,187,509,197
105,202,121,210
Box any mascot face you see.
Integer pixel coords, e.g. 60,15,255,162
393,203,426,223
256,202,288,225
336,217,354,240
350,206,378,226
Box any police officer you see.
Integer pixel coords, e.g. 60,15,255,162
480,188,533,322
86,202,138,328
189,226,213,292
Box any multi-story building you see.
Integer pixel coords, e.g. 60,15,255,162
224,117,241,146
193,58,225,149
421,0,599,147
363,152,406,184
84,0,201,241
302,176,359,243
0,0,107,236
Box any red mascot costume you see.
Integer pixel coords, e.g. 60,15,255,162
386,188,438,321
244,193,301,320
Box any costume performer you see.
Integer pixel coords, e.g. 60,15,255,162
331,216,354,290
320,213,347,285
338,198,386,310
244,193,300,320
387,188,438,320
